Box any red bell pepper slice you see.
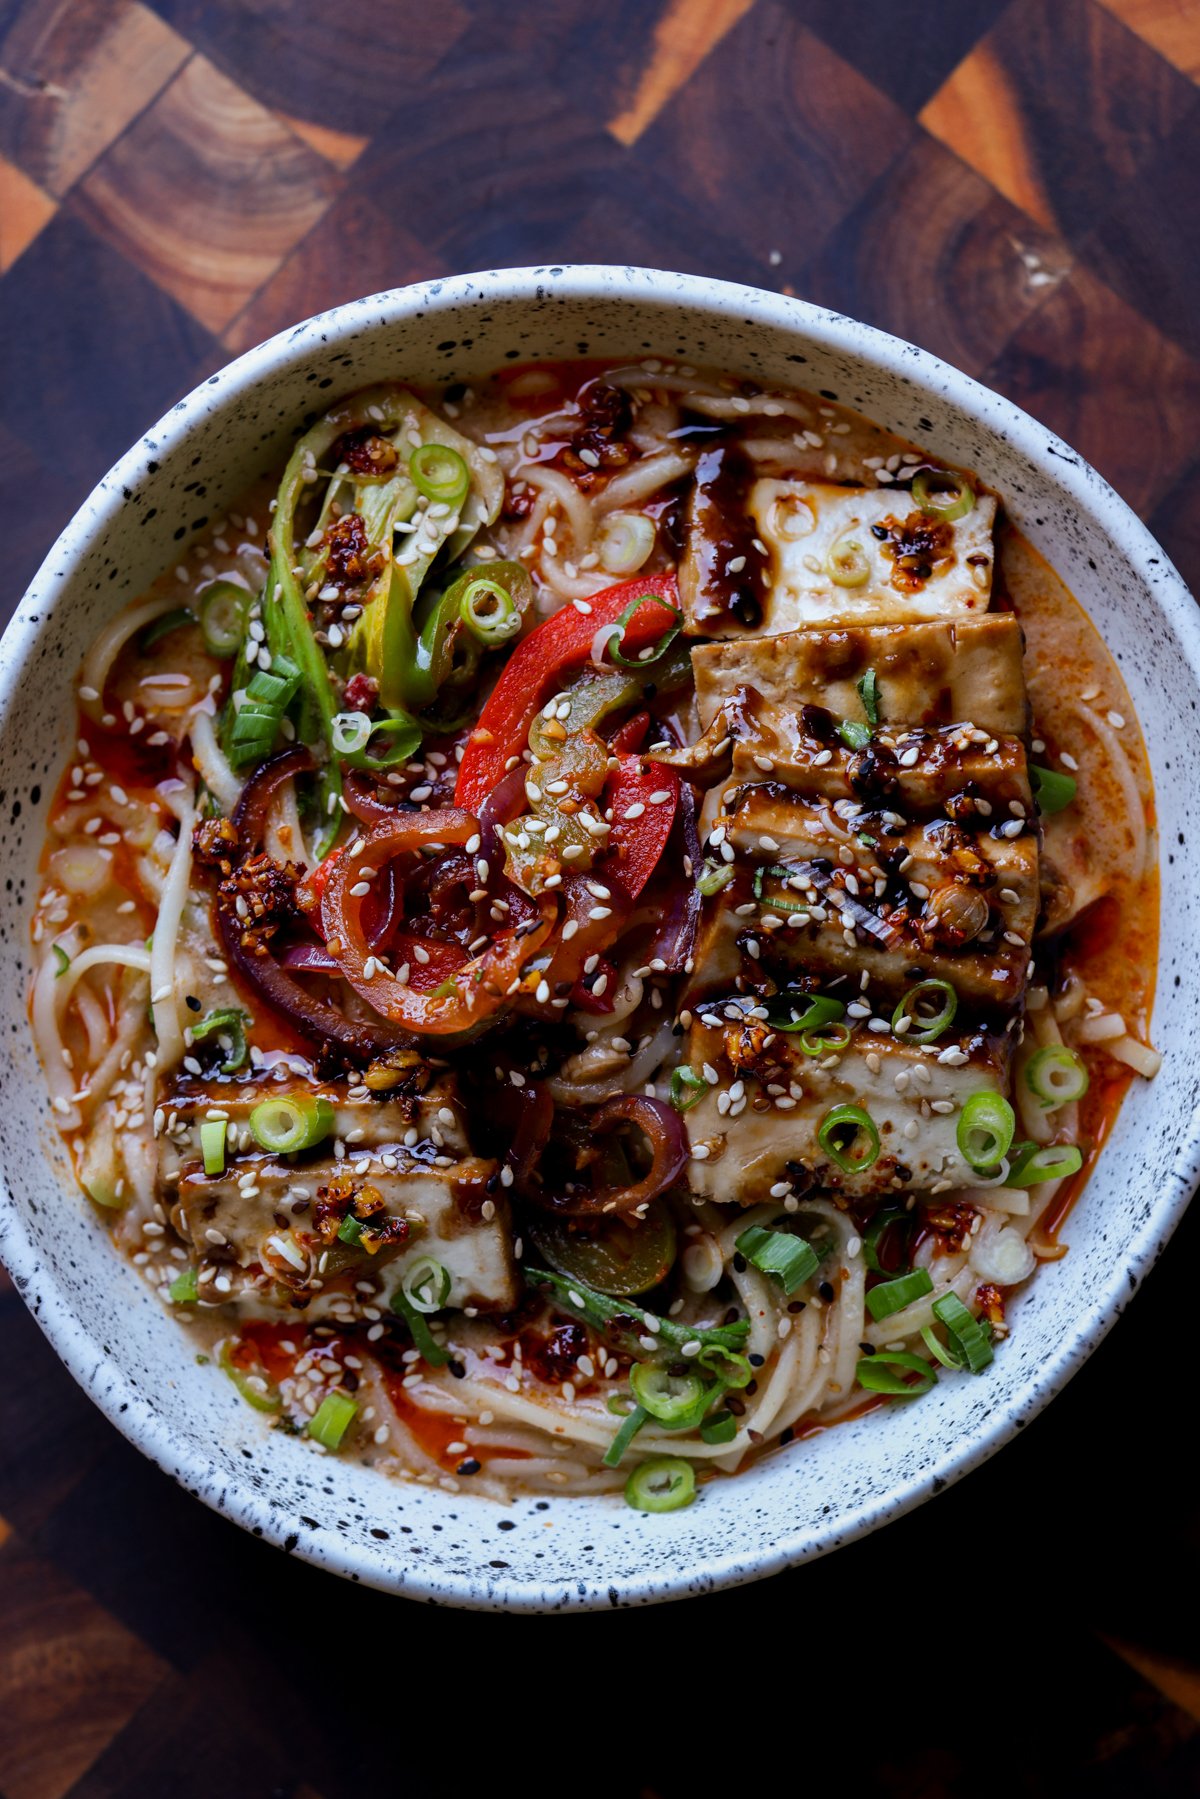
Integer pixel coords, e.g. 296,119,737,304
602,756,680,900
455,573,681,812
610,709,651,754
389,931,467,994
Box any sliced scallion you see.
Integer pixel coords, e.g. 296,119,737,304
460,576,521,646
838,719,871,751
401,1255,452,1315
332,710,373,756
700,1411,737,1445
249,1092,334,1154
199,581,248,658
1031,764,1077,815
911,468,974,521
630,1363,706,1425
625,1455,696,1512
735,1224,820,1295
1025,1044,1089,1110
52,944,71,977
856,1350,937,1398
827,536,870,587
1004,1141,1083,1187
932,1292,994,1372
697,862,735,897
956,1091,1016,1172
307,1390,358,1451
892,978,957,1044
753,863,809,914
817,1103,881,1175
866,1266,933,1321
603,1403,648,1468
390,1287,452,1366
199,1119,227,1177
862,1206,909,1278
169,1267,199,1304
410,442,470,507
607,592,682,669
228,656,302,768
857,666,880,726
670,1066,708,1113
190,1006,248,1073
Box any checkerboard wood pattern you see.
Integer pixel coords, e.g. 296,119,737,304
1,2,1199,1793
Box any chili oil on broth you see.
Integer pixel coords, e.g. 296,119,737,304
27,359,1160,1507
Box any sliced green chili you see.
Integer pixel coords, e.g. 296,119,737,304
956,1091,1016,1172
1025,1044,1089,1110
199,581,248,658
190,1006,248,1073
670,1066,708,1113
625,1455,696,1512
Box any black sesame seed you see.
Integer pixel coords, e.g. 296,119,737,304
457,1459,482,1475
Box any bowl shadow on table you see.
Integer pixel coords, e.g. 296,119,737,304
3,1189,1199,1798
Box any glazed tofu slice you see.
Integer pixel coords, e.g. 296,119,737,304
157,1073,471,1181
683,1003,1009,1203
693,616,1027,736
692,784,1037,1010
172,1153,517,1312
755,480,996,633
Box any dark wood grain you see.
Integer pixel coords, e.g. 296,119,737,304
1,1,1200,1791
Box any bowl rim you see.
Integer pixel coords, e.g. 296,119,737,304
1,262,1197,1611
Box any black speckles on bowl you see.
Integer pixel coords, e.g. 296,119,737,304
0,267,1198,1612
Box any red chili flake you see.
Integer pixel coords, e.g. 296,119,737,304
343,671,379,713
330,427,399,478
975,1282,1006,1326
323,513,383,593
523,1322,588,1384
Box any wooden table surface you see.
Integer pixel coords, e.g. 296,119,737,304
2,2,1200,1794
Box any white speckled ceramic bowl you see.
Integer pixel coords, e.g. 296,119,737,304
1,268,1197,1611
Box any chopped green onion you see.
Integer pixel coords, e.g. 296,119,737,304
607,593,682,669
228,656,302,768
769,993,846,1034
827,536,871,587
52,944,71,977
862,1206,909,1278
332,710,373,756
856,1350,937,1398
460,576,521,646
1025,1044,1089,1110
630,1363,706,1425
625,1455,696,1512
753,863,810,914
525,1266,750,1371
169,1267,199,1304
198,581,248,658
697,1346,753,1388
190,1006,248,1073
1004,1141,1083,1187
337,711,423,772
817,1103,881,1175
932,1292,994,1372
921,1324,965,1370
390,1287,452,1366
409,442,469,506
735,1224,820,1294
141,605,194,652
596,510,656,575
892,978,957,1043
401,1255,452,1315
911,468,975,521
700,1411,737,1445
697,862,735,897
307,1390,358,1451
249,1092,334,1154
603,1404,648,1468
670,1066,708,1113
857,667,880,726
336,1215,363,1247
219,1341,281,1413
866,1266,933,1321
838,719,871,751
199,1119,227,1177
956,1091,1016,1172
1031,765,1077,815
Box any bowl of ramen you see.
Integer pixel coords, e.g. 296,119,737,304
1,267,1196,1610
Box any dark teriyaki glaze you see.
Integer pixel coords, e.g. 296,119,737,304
685,441,771,630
